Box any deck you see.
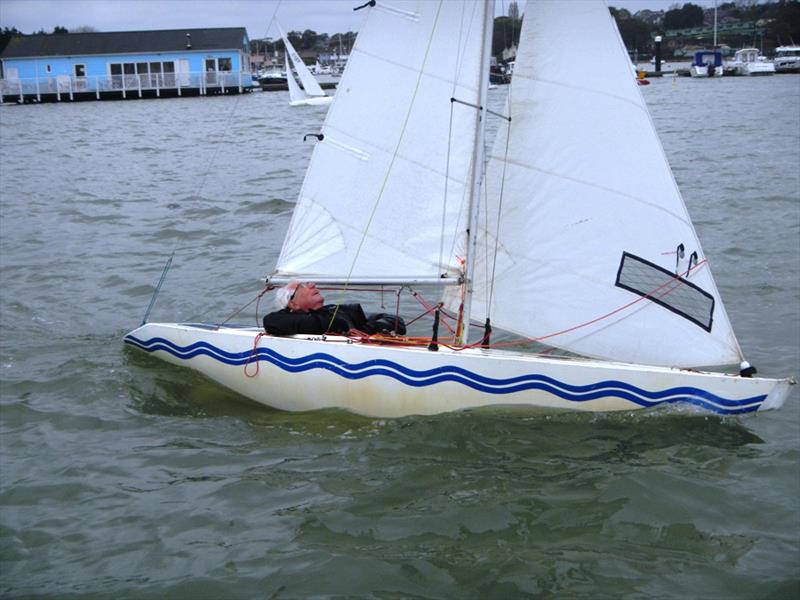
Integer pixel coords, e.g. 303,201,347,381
0,71,254,104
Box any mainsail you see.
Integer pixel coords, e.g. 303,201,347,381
273,1,488,281
470,1,741,368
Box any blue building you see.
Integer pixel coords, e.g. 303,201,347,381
0,27,254,103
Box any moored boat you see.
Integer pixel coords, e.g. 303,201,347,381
690,51,724,77
728,48,775,76
773,45,800,73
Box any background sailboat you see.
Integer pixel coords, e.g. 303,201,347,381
125,0,792,417
279,24,333,107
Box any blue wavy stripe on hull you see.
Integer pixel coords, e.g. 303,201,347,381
124,335,765,414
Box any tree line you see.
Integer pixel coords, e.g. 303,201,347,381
253,1,799,62
1,25,95,53
254,16,522,60
3,1,798,62
612,0,800,58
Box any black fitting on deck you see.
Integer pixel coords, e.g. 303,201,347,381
740,362,758,378
354,0,376,11
482,318,491,349
675,243,685,274
428,308,440,352
688,251,699,271
303,133,324,142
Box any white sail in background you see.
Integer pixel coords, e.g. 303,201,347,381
274,1,488,281
283,51,308,105
469,1,741,368
279,24,326,98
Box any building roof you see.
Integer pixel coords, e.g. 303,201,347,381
1,28,249,59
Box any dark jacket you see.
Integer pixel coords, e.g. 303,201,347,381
263,304,406,336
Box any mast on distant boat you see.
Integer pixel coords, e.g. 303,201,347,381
713,1,718,48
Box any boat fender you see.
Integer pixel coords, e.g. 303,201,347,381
739,361,757,378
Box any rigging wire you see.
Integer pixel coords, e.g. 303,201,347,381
161,1,282,328
260,1,283,46
486,82,513,317
142,90,244,324
439,97,455,281
326,0,446,333
164,2,291,329
438,0,474,276
311,259,713,357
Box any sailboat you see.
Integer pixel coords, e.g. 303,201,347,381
279,25,333,107
125,1,793,417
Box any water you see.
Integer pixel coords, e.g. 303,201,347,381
1,77,799,598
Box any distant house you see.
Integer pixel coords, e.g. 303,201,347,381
0,27,254,103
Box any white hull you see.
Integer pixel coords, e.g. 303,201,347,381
124,323,793,418
314,73,341,87
736,63,776,76
289,95,333,107
690,65,723,78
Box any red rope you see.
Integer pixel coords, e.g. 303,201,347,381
410,292,457,334
220,285,271,327
244,332,267,378
253,262,709,355
487,259,710,349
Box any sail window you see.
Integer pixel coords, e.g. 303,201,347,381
615,252,715,331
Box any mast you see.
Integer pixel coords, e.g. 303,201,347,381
458,0,495,346
713,1,718,48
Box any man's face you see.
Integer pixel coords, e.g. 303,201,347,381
288,282,324,312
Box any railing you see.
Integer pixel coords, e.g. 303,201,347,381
0,71,254,102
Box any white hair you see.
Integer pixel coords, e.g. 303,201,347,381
274,280,300,309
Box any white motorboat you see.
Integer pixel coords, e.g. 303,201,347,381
728,48,776,75
125,1,793,417
773,46,800,73
690,51,724,77
691,4,723,78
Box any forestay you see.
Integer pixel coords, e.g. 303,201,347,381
469,1,741,368
273,0,488,282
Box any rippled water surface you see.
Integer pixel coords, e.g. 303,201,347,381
1,76,799,598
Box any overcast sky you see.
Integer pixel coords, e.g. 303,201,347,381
0,0,728,39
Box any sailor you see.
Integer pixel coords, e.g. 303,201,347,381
263,280,406,336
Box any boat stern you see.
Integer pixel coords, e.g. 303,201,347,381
759,376,796,411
